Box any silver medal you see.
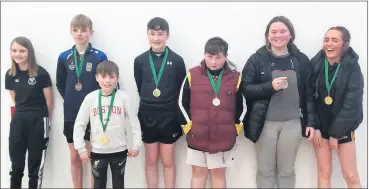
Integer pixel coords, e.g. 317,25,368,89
212,98,220,106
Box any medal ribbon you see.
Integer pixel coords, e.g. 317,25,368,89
98,89,116,132
148,47,169,87
73,47,86,81
325,58,341,96
207,68,224,96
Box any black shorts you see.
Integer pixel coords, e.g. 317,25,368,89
322,131,355,144
138,112,182,144
63,121,91,143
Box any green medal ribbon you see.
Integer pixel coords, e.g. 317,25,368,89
207,68,224,96
73,47,86,81
98,89,116,132
325,58,341,95
148,47,169,88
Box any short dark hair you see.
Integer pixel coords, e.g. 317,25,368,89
96,60,119,77
265,16,295,51
204,37,228,56
326,26,351,55
147,17,169,34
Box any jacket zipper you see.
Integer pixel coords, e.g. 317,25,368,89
313,65,324,99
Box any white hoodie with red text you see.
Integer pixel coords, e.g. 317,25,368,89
74,89,142,154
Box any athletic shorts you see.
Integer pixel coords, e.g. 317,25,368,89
63,121,91,143
138,112,182,144
321,130,355,144
186,147,236,169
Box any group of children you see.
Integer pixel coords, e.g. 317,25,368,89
5,13,363,189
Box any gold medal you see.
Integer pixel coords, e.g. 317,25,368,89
153,88,161,97
75,82,82,91
324,96,333,105
149,47,168,98
100,135,108,144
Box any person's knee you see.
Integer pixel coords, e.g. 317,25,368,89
342,171,360,184
277,165,296,178
192,166,208,179
10,168,24,178
162,156,174,168
277,158,298,177
210,168,225,179
28,172,42,180
145,155,158,167
10,161,25,174
159,143,175,168
278,170,296,178
317,164,332,180
70,151,82,166
257,164,275,177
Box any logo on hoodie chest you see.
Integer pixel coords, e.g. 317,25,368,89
69,61,75,70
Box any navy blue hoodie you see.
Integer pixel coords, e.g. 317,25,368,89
56,43,108,122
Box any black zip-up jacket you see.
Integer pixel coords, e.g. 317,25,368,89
241,44,315,143
311,47,364,139
134,47,186,114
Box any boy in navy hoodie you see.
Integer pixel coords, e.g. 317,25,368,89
56,14,109,188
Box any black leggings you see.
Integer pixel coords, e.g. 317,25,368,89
90,150,128,189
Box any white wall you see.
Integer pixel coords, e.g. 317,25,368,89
1,2,367,188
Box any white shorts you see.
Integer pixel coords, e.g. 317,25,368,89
186,147,236,169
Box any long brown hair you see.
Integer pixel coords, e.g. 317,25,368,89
8,36,38,77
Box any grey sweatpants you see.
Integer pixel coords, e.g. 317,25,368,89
255,119,302,188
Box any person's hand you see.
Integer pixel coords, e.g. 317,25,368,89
79,151,90,163
272,77,288,91
305,126,314,141
329,137,339,152
313,129,323,148
128,150,139,157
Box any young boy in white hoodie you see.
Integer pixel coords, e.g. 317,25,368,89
73,60,142,189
